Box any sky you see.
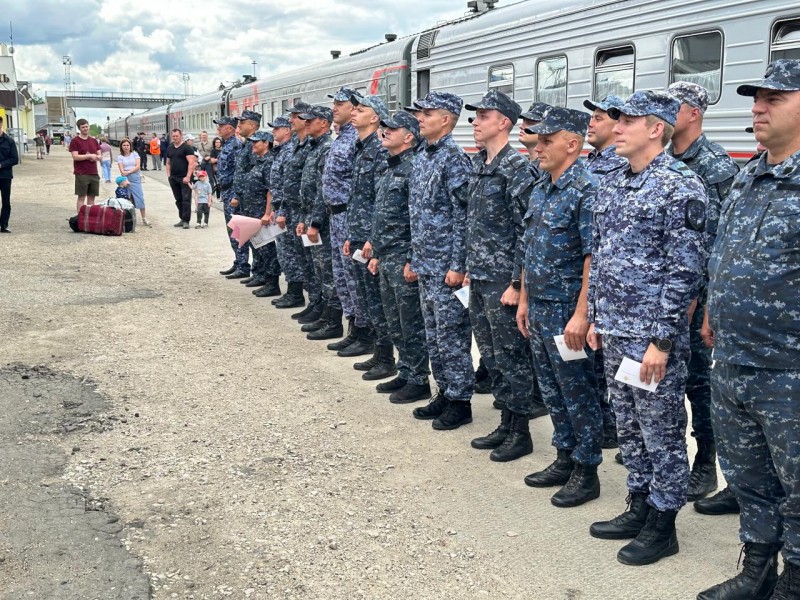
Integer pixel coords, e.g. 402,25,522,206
4,0,474,126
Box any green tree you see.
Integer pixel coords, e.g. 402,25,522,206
89,124,103,136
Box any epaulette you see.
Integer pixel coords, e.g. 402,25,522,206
669,161,695,177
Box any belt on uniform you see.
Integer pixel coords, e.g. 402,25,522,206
326,204,347,215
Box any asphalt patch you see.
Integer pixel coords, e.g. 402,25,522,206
0,364,150,599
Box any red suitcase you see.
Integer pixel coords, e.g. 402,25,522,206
77,204,124,236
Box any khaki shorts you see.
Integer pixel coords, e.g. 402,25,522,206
75,174,100,197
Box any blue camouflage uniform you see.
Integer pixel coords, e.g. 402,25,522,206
666,116,739,443
323,119,367,328
409,93,474,403
707,58,800,567
589,91,708,512
230,136,257,273
348,127,390,346
372,113,430,386
523,108,604,467
281,131,317,299
465,141,538,417
299,109,339,312
215,125,243,268
239,132,279,281
268,135,293,282
583,95,628,434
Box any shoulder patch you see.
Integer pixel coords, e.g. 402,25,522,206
669,161,694,177
685,199,706,232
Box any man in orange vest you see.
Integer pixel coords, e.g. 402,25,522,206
149,133,162,171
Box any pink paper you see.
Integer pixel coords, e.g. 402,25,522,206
228,215,263,248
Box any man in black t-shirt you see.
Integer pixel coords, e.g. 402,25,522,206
165,129,197,228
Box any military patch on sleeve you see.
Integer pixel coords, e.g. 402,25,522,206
685,199,706,232
670,162,694,177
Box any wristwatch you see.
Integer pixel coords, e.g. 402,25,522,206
511,279,521,291
650,337,673,353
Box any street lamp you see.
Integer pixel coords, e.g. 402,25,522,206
182,72,190,98
62,56,72,127
252,60,257,78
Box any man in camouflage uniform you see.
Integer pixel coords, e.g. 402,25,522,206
583,94,628,452
517,107,604,508
461,90,540,462
344,94,396,380
228,110,263,282
665,81,740,505
408,91,475,431
367,110,432,404
255,114,293,300
274,101,316,309
213,115,243,276
296,106,343,341
234,130,277,287
518,101,551,174
697,59,800,600
324,88,372,355
586,91,707,566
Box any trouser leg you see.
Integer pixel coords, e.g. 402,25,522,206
353,253,391,346
0,179,11,229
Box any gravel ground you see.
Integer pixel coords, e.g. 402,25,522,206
0,148,743,599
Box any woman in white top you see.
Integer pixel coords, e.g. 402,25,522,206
117,138,150,226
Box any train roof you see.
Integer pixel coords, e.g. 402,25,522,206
170,88,229,112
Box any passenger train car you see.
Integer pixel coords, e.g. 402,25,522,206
107,0,800,159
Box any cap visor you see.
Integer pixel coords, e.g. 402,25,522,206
463,103,484,112
583,100,601,111
520,112,542,121
526,123,560,135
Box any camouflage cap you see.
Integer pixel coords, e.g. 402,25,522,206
327,87,358,102
380,110,420,139
267,114,291,128
668,82,709,113
298,105,334,122
738,59,800,96
607,90,680,126
287,101,313,114
249,130,273,143
213,116,237,128
236,109,262,124
525,106,590,136
413,91,464,116
402,101,422,113
352,94,389,121
464,89,522,123
520,101,552,122
582,94,625,113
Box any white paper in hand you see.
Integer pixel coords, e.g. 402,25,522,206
554,335,588,361
251,224,285,248
453,286,470,309
302,234,322,247
614,357,659,392
351,249,369,264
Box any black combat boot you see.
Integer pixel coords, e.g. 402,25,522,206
389,382,432,404
770,559,800,600
244,277,267,287
694,486,740,516
298,300,325,325
590,492,651,539
432,401,472,431
337,327,374,358
307,307,344,340
490,413,533,461
239,276,254,285
362,345,397,381
220,265,237,276
615,452,624,465
470,408,512,450
353,351,379,372
474,360,491,394
274,282,305,309
551,463,600,508
687,439,719,501
253,276,281,297
290,296,317,317
413,390,449,420
376,376,407,393
601,423,619,449
696,542,781,600
524,448,574,488
530,397,549,419
327,317,355,351
300,305,328,331
616,508,679,566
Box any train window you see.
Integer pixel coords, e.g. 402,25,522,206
594,46,634,100
281,99,289,113
272,101,278,119
388,80,399,111
417,69,430,99
536,55,567,106
489,64,514,95
671,32,723,103
261,103,269,121
772,20,800,60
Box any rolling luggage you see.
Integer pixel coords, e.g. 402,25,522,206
99,197,136,233
76,204,124,236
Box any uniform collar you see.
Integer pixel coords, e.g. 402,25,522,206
754,148,800,179
550,160,583,191
670,133,706,161
620,152,670,189
424,133,453,154
387,147,415,167
476,143,512,175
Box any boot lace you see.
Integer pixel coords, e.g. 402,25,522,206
773,560,798,597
